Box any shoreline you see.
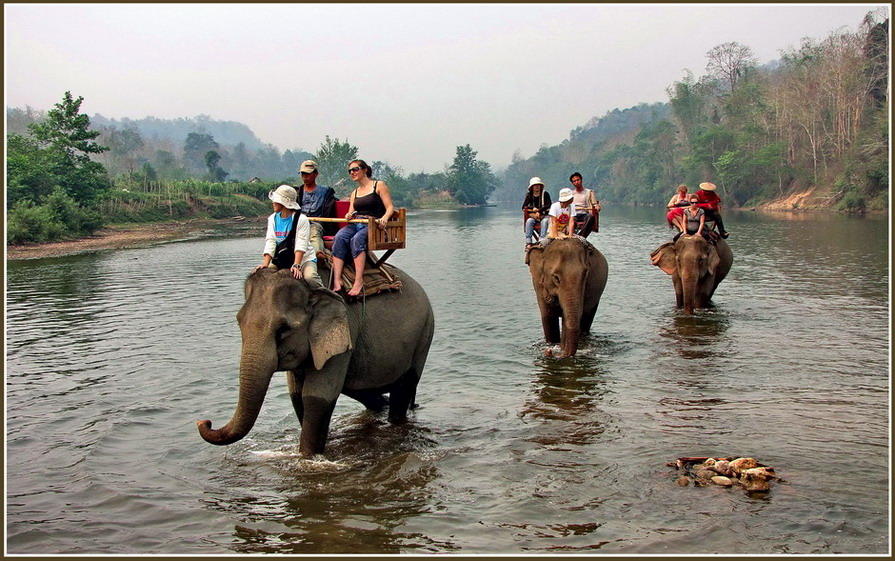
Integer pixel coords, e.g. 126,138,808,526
6,203,885,262
6,217,264,261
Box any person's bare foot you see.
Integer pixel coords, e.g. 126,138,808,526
347,284,363,297
332,282,343,292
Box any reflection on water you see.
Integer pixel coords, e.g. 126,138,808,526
5,206,889,555
657,311,732,359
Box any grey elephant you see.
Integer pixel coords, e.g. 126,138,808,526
526,237,608,357
197,262,435,457
650,234,733,314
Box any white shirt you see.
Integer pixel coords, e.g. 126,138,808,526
263,212,315,265
572,188,594,210
548,201,577,229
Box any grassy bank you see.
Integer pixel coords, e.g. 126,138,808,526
7,179,276,245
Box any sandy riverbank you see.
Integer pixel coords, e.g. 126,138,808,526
6,217,264,261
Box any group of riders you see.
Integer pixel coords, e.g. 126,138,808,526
522,174,730,247
255,158,396,298
522,172,601,248
664,182,730,241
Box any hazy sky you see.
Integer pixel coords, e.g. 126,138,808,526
4,3,887,173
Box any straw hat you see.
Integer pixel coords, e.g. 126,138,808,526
558,188,574,202
699,182,717,191
268,185,300,209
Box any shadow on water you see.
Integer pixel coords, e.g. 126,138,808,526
200,410,453,554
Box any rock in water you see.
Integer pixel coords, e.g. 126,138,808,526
728,457,759,475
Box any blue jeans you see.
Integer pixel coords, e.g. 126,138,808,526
525,217,549,243
332,223,368,260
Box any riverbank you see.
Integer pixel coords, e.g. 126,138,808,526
6,217,264,261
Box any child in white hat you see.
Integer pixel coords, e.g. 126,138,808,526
252,184,323,288
547,188,578,239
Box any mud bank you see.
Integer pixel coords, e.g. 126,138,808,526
6,217,263,261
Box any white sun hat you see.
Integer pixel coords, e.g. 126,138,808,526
268,185,300,209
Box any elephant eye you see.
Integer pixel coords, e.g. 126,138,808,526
275,325,290,341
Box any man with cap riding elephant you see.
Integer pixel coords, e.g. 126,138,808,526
296,160,338,254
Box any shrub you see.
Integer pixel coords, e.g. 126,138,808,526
7,189,104,243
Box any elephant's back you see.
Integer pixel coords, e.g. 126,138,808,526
347,265,434,337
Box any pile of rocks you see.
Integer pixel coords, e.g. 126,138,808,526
670,456,778,492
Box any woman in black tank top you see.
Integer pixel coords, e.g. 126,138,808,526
331,159,395,297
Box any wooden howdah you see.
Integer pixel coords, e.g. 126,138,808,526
308,204,406,268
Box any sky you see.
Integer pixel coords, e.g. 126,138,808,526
4,3,888,173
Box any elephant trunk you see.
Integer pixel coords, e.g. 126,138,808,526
197,344,277,445
560,302,583,357
681,273,700,315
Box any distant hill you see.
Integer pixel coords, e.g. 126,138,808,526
495,102,670,202
89,113,268,151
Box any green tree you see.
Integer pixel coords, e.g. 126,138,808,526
314,136,359,191
204,150,228,182
183,132,219,173
446,144,498,205
6,133,58,205
29,91,107,165
23,91,111,204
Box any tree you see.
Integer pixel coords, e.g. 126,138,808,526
183,132,219,173
204,150,229,182
314,136,359,192
706,42,758,93
29,91,107,165
446,144,498,205
20,91,110,204
103,125,144,176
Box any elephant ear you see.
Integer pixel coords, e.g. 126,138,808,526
650,242,677,275
308,288,352,371
525,243,543,266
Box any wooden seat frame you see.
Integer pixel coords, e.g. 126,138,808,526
309,204,406,269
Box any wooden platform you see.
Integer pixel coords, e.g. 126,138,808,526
308,202,406,268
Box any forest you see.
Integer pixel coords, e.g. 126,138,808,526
5,11,888,244
496,12,888,213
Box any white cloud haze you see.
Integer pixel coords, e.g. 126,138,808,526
4,3,885,172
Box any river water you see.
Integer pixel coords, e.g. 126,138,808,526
5,205,890,554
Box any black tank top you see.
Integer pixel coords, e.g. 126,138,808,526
353,181,387,219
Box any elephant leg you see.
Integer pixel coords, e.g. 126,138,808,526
299,395,337,456
286,370,305,424
387,368,419,423
343,388,389,411
541,313,561,344
580,304,598,334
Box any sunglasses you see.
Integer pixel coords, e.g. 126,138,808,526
348,166,362,173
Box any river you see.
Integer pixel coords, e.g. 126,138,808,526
5,205,890,554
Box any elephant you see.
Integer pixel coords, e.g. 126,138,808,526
650,234,733,314
526,237,609,357
197,261,435,457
